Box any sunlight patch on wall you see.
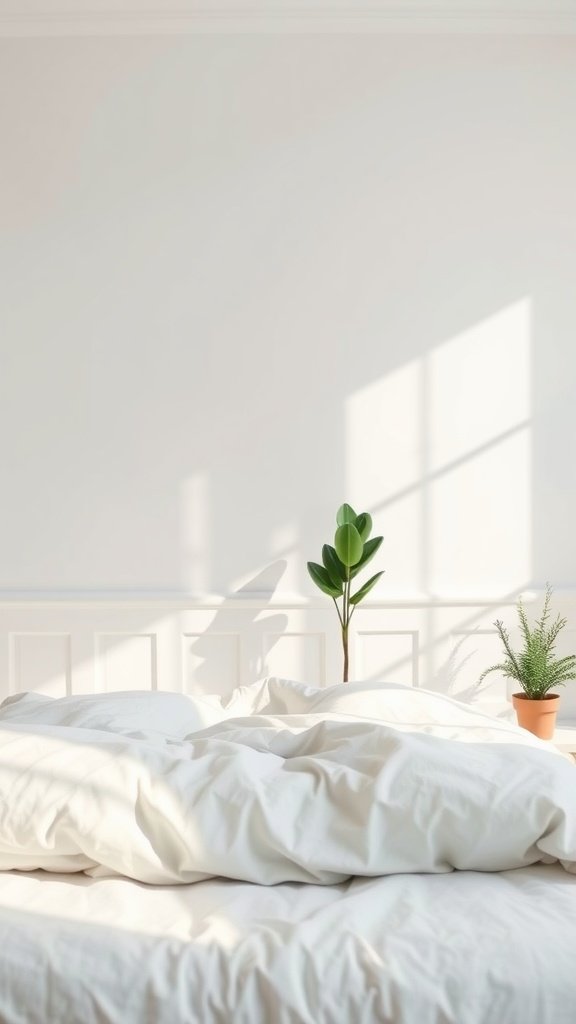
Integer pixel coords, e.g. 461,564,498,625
345,300,532,598
345,358,423,595
428,300,531,596
428,301,531,470
430,426,531,596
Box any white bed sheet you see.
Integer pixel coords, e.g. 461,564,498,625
0,864,575,1024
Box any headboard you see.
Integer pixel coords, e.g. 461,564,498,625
1,592,575,721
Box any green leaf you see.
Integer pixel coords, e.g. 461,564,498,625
479,661,519,684
355,512,372,542
322,544,346,588
334,523,364,567
350,535,383,578
307,561,342,598
350,571,384,605
336,503,357,526
482,586,576,698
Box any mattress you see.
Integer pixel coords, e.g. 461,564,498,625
0,864,575,1024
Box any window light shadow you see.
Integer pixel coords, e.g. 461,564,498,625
345,299,533,702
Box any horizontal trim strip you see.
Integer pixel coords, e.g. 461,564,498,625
0,8,575,36
0,588,565,609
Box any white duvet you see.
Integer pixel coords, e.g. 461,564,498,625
0,679,575,885
2,865,576,1024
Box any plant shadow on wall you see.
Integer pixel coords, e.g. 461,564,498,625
163,42,576,696
181,299,536,698
183,562,289,695
4,39,576,701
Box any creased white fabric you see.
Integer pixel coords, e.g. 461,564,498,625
0,864,569,1024
0,679,574,885
1,865,576,1024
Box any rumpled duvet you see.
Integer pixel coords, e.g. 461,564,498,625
0,678,574,885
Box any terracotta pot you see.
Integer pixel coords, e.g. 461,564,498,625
512,692,560,740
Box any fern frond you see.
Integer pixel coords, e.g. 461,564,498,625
479,586,576,699
544,613,567,656
538,677,568,697
478,661,519,684
494,620,522,678
517,597,532,650
546,656,576,684
535,584,553,645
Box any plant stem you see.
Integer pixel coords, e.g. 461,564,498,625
342,623,349,683
332,596,344,629
342,571,350,682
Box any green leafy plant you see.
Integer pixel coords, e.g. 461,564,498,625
479,585,576,699
307,503,384,682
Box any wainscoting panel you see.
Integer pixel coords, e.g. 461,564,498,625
182,632,241,695
445,628,510,704
0,592,575,722
263,632,326,686
95,633,157,692
356,631,418,687
9,633,71,697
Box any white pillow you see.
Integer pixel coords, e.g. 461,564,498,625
0,678,516,742
0,690,224,739
231,676,517,732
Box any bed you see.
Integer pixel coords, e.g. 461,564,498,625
0,678,575,1023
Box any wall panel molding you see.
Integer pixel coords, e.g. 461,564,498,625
356,630,419,687
94,633,158,692
262,631,326,686
0,7,575,36
0,593,575,721
9,632,71,697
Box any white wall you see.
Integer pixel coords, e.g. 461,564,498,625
1,32,576,604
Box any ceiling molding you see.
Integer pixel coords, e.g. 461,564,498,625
0,7,575,37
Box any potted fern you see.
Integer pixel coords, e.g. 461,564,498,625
480,586,576,739
307,503,384,682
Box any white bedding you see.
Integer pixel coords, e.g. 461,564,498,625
1,865,575,1023
1,679,576,1023
0,679,574,885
